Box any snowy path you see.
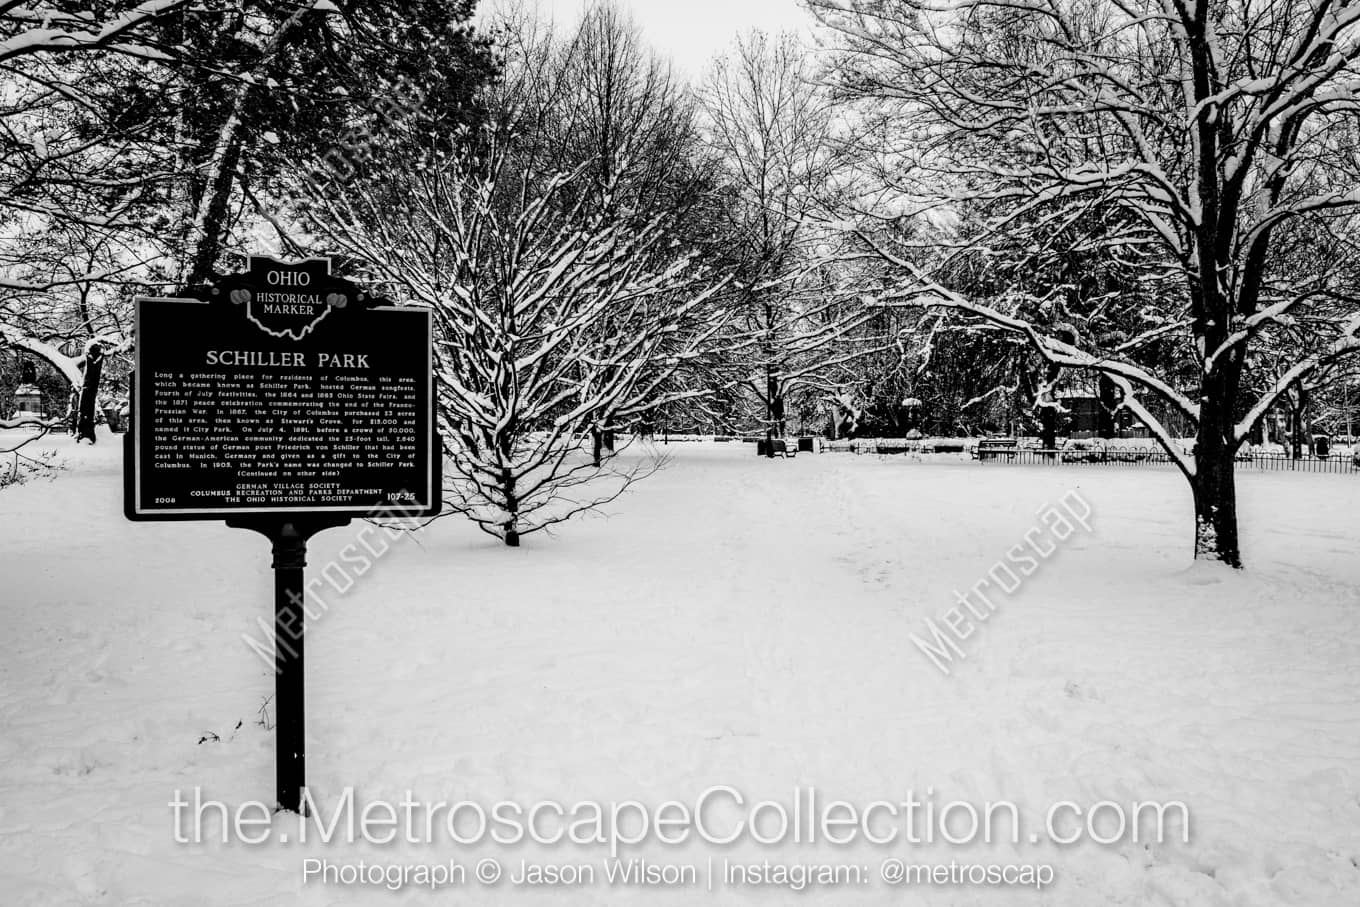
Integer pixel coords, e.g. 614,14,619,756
1,438,1358,905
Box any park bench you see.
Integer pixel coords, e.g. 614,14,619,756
757,438,798,458
974,438,1019,461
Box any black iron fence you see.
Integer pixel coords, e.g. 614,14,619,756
831,439,968,454
980,447,1359,474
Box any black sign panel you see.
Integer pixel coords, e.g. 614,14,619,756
126,256,439,519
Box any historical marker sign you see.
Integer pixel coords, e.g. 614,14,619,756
124,255,440,813
126,256,439,519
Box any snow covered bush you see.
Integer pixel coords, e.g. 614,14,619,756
0,420,62,489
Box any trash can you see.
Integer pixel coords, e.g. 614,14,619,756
756,439,769,456
797,437,814,453
1314,434,1331,458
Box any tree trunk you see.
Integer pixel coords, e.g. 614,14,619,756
1289,385,1309,459
1191,382,1242,567
589,426,616,467
1191,450,1241,568
1097,375,1120,439
186,136,244,285
76,345,104,443
1249,414,1265,446
766,369,785,436
1039,405,1058,451
501,466,520,547
1020,362,1058,454
1040,358,1062,453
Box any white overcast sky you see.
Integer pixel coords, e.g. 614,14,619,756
538,0,815,77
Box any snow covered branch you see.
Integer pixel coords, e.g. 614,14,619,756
0,1,191,64
1235,311,1360,443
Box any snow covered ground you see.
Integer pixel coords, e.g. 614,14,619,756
2,434,1359,905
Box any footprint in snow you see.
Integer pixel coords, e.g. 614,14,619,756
1064,680,1103,702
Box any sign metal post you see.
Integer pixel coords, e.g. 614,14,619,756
226,516,348,812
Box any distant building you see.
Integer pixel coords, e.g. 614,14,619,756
11,383,45,419
1056,384,1196,439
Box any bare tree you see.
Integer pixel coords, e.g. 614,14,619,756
0,2,191,231
701,31,882,435
815,0,1360,566
0,2,189,386
309,136,725,545
151,0,492,285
